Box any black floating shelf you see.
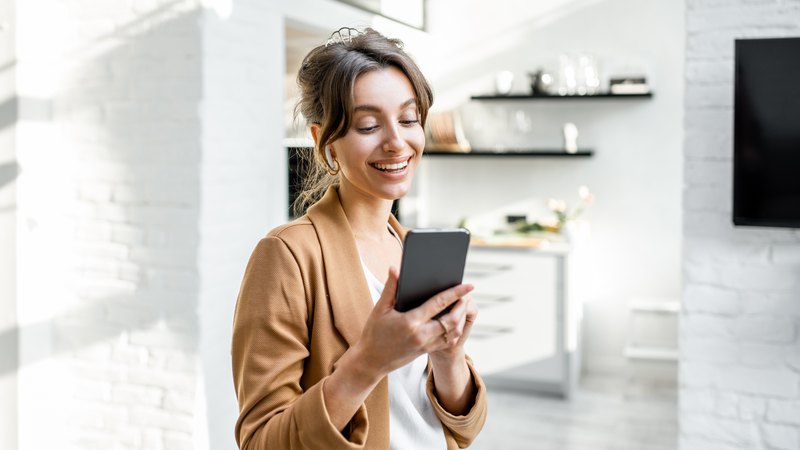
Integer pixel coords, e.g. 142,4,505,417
424,149,593,157
470,92,653,100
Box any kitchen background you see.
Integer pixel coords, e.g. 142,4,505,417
1,0,799,449
284,0,684,384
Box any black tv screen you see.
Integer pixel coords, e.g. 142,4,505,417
733,37,800,228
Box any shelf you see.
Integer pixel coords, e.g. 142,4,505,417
424,149,593,157
470,92,653,100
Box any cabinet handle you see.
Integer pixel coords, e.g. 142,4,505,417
464,262,512,278
470,325,514,339
473,294,514,308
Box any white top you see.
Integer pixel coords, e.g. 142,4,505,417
359,228,447,450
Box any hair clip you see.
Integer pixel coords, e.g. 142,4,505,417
325,27,362,47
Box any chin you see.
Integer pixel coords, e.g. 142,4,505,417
372,177,414,201
382,187,409,201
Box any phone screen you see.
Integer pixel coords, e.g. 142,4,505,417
395,228,470,316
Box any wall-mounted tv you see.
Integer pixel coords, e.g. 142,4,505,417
733,37,800,229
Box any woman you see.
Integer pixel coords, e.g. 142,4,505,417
232,27,487,450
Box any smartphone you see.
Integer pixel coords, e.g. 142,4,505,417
395,228,471,317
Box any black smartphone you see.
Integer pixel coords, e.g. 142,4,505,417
395,228,471,317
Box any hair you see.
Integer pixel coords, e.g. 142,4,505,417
292,27,434,217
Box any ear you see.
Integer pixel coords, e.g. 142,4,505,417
309,124,321,147
310,124,338,160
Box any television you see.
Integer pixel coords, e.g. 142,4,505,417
733,37,800,228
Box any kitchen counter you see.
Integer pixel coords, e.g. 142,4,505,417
470,235,571,254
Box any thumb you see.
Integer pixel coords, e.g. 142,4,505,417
376,266,399,310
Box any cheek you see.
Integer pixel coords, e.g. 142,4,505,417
407,127,426,150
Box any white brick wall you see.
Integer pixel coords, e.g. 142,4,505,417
16,0,213,448
681,1,800,449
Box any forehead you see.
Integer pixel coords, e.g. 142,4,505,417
352,66,416,109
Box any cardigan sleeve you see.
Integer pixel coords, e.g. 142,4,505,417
425,356,488,448
232,236,369,450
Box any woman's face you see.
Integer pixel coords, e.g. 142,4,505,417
330,66,425,203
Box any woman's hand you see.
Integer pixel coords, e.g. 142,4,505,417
427,292,479,416
352,266,475,379
324,267,475,431
428,293,478,364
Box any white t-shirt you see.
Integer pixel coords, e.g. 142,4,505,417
359,228,447,450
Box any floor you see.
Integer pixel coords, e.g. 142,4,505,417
468,374,678,450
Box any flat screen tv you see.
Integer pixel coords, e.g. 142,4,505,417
733,37,800,228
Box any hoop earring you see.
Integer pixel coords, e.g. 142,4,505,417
325,145,340,175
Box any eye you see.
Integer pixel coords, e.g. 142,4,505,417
357,125,379,133
400,119,419,126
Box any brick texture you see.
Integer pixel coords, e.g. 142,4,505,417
15,0,277,448
680,1,800,449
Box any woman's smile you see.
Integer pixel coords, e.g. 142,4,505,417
369,155,413,175
330,65,425,202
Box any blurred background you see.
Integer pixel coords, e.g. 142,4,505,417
1,0,799,449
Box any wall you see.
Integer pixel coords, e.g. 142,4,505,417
680,1,800,449
0,0,17,448
12,0,280,448
16,1,205,447
419,0,685,377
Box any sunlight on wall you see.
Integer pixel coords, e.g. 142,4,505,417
201,0,234,20
380,0,423,29
15,1,206,448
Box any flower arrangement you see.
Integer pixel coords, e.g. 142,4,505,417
513,185,594,234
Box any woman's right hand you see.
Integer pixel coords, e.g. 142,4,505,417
322,266,473,432
353,266,474,379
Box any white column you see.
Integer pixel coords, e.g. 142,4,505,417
0,0,17,448
196,2,282,448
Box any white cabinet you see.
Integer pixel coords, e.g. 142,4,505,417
463,243,580,398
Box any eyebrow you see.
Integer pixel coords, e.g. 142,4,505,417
353,98,417,113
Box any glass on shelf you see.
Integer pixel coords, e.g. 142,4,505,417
578,54,601,95
558,53,601,96
557,54,577,96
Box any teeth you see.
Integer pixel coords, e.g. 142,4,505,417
373,160,408,171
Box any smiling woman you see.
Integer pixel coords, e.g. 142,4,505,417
292,28,433,218
325,67,424,206
231,27,487,450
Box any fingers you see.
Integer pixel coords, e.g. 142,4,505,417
411,283,474,322
424,296,471,348
458,296,478,342
404,296,468,354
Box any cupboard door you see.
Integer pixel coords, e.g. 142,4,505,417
464,248,560,379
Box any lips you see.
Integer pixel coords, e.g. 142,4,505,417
370,156,412,172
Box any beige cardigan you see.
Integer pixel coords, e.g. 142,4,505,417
231,187,487,449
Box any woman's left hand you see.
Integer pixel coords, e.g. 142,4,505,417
428,293,478,364
427,293,478,415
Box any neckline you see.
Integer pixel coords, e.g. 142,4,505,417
360,224,403,287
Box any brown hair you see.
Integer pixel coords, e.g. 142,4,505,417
293,27,434,216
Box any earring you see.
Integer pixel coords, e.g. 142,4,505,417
325,145,339,175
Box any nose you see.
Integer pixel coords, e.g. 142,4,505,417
382,123,404,153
